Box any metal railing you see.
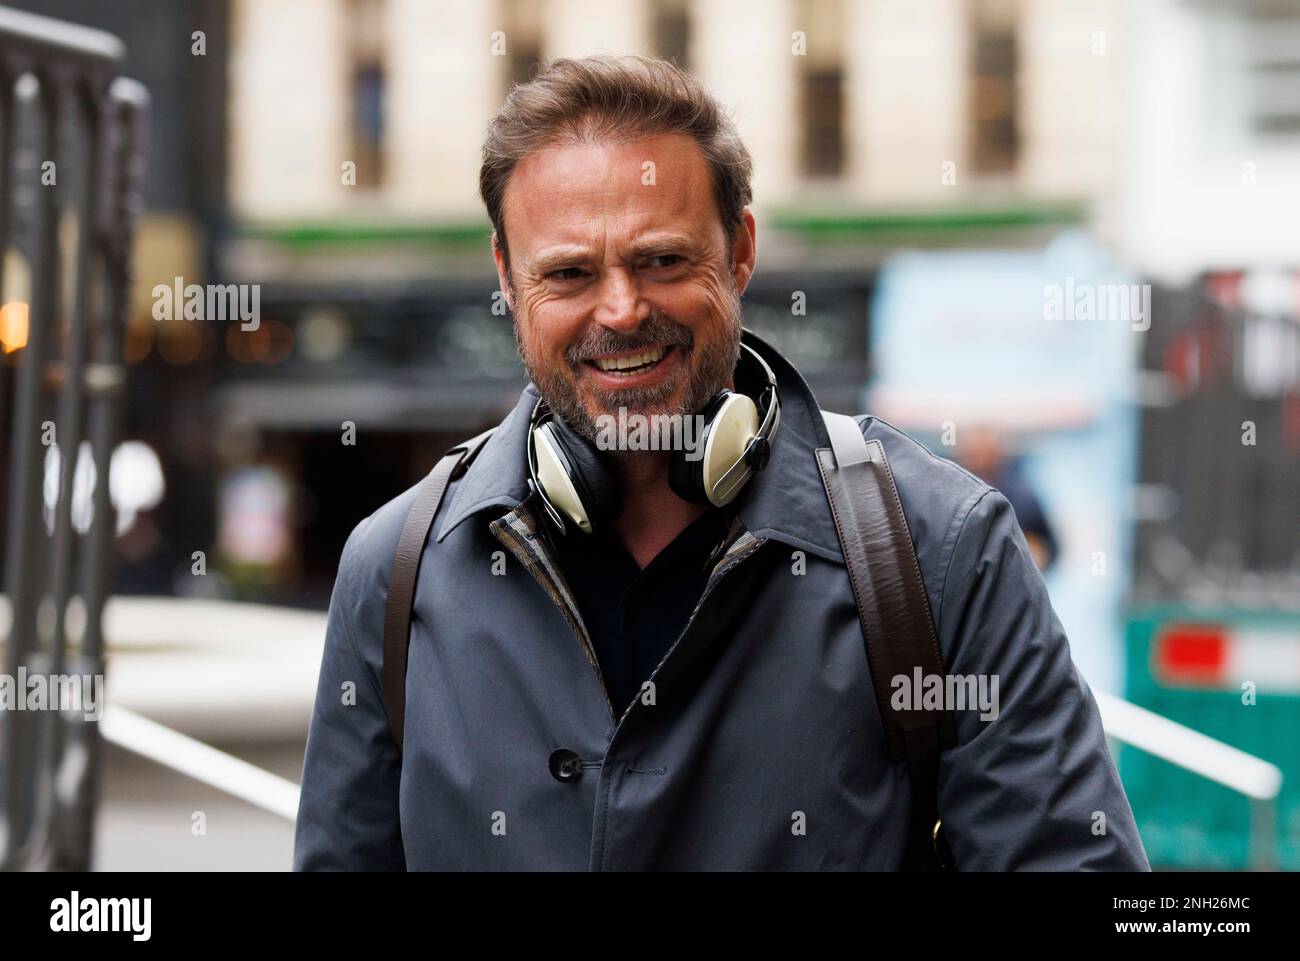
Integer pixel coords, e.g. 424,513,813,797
1094,691,1282,871
71,595,1285,871
101,667,1285,871
100,706,302,823
0,6,149,871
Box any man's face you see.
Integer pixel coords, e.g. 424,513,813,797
493,132,756,442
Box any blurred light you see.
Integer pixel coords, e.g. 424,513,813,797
260,318,294,364
109,440,166,535
217,466,292,566
228,322,281,363
123,319,154,364
298,306,350,362
43,439,168,537
246,324,271,362
226,322,252,362
42,441,97,535
158,320,203,365
0,300,29,352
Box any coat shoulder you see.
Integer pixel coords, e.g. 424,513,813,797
858,414,992,503
332,473,444,665
341,476,428,590
855,414,996,606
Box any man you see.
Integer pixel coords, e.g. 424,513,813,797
294,55,1149,871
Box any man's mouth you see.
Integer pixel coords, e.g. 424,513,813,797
584,344,674,377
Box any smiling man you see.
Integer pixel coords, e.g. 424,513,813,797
499,126,750,569
294,55,1149,872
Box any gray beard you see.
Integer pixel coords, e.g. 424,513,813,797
513,293,744,445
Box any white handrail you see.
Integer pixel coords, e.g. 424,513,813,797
100,705,301,821
96,690,1282,830
1094,690,1283,801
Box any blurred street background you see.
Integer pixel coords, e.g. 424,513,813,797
0,0,1298,870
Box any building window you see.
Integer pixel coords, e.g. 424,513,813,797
796,0,845,179
1206,2,1300,145
969,0,1019,175
653,0,691,69
502,0,543,90
801,68,845,178
346,0,386,188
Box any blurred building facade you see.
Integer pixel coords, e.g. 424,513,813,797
1120,0,1300,281
9,0,1295,608
208,0,1134,600
1116,0,1300,604
0,0,231,601
225,0,1120,234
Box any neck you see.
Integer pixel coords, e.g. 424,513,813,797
608,450,709,570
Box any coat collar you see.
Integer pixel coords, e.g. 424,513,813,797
435,328,846,564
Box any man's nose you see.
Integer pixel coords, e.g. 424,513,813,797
592,267,649,332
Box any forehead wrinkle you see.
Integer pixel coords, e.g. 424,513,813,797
526,228,702,276
506,135,718,273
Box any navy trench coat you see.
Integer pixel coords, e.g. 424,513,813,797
294,331,1150,871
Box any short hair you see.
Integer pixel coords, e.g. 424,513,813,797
479,54,753,272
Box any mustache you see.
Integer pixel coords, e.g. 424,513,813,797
566,319,693,365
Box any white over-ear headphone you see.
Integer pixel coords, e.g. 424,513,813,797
526,340,781,535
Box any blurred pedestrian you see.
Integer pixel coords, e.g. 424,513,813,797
957,425,1059,573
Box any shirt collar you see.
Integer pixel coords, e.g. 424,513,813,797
435,328,845,565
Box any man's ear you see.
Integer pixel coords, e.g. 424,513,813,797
491,230,514,312
730,208,757,296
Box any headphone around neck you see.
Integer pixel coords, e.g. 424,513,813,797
526,340,781,536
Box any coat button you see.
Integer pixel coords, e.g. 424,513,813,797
549,748,583,783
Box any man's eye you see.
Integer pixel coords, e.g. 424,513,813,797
646,255,684,269
548,267,585,281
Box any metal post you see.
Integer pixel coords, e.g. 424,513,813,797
0,68,62,871
1249,797,1277,872
0,5,129,872
49,78,148,871
23,72,106,872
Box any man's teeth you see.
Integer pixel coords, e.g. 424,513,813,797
593,346,668,372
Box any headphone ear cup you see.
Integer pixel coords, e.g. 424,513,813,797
700,392,760,506
669,390,729,504
667,442,706,504
540,417,623,532
670,389,762,507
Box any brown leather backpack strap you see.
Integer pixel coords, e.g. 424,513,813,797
816,411,958,870
382,428,494,748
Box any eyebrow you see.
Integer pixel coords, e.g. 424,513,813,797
527,246,592,276
527,234,699,275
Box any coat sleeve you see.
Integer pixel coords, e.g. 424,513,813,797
293,515,406,871
933,488,1150,871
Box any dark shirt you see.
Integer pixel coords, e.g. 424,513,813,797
552,508,730,715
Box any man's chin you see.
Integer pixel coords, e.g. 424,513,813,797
583,384,694,426
589,404,677,431
580,379,685,420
